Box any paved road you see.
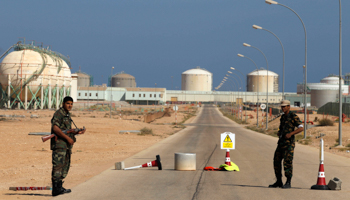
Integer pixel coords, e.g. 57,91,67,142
54,105,350,200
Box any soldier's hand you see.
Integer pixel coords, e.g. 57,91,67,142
285,133,292,139
67,137,75,145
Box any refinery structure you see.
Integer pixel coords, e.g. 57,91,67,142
0,39,77,110
0,41,347,111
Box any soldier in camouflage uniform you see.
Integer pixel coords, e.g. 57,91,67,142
51,96,86,196
269,100,303,189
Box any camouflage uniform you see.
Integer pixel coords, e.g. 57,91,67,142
51,107,76,182
273,111,301,178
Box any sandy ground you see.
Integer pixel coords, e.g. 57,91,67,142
0,104,198,200
1,104,350,199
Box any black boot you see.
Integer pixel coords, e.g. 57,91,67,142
52,181,64,196
60,181,71,193
269,177,283,188
282,177,292,189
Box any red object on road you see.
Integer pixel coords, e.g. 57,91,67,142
311,161,329,190
225,149,231,166
124,155,162,170
9,186,51,191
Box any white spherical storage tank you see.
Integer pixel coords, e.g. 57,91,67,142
0,43,72,109
247,69,278,93
181,67,212,91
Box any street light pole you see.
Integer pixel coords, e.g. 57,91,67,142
252,24,285,100
238,54,259,127
227,72,243,121
231,67,247,122
224,78,235,116
243,43,269,130
225,76,238,117
265,0,308,139
110,66,114,118
155,83,157,111
338,0,343,146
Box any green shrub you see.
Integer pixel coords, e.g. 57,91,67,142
139,127,153,136
318,118,334,126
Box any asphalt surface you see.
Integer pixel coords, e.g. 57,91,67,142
53,105,350,200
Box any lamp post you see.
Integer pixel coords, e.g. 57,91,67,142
231,67,247,122
171,76,173,90
225,76,238,117
224,78,235,116
243,43,269,130
227,71,243,101
252,24,285,100
338,0,343,147
238,53,259,127
155,83,157,111
265,0,308,138
110,66,114,118
227,73,243,121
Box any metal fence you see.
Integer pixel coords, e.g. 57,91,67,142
317,102,350,117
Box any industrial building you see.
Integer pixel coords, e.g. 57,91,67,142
0,40,76,109
247,69,279,93
181,67,212,91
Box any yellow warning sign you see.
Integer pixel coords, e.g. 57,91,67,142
223,142,233,148
224,135,232,142
221,132,235,149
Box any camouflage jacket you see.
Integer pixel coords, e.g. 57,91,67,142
50,107,76,150
278,111,302,144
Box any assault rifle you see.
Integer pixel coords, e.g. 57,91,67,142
41,126,85,142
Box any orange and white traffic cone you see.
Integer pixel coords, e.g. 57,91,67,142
311,139,329,190
225,149,231,166
124,155,162,170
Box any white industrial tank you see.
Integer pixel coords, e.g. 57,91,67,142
181,67,212,91
311,89,338,108
111,73,136,88
76,72,91,87
247,69,278,93
320,76,343,84
0,48,71,101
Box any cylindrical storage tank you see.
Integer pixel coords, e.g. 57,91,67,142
320,76,344,85
111,73,136,87
181,67,212,91
311,89,338,108
0,49,70,101
76,72,90,87
247,69,278,93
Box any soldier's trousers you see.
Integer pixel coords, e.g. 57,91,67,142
273,140,295,178
51,148,71,182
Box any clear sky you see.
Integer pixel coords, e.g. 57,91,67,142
0,0,348,92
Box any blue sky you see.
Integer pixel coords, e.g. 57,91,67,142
0,0,348,92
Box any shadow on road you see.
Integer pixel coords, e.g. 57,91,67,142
4,193,51,197
221,184,306,190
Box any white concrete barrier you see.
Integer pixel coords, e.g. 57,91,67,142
174,153,196,171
